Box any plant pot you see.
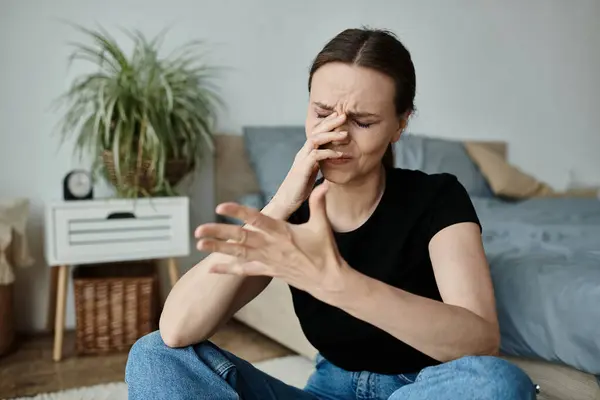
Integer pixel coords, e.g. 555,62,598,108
102,151,193,195
0,283,15,357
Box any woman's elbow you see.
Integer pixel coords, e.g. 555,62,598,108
158,316,184,348
158,312,211,348
483,321,501,356
158,310,197,348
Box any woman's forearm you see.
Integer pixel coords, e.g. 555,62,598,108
159,259,270,347
322,264,500,362
159,200,290,348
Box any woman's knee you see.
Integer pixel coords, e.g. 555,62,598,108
454,356,536,400
125,331,170,382
125,331,227,382
389,356,536,400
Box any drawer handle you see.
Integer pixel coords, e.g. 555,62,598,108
106,212,136,220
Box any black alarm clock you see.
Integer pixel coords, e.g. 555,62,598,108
63,170,93,200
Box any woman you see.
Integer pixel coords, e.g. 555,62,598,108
126,28,536,400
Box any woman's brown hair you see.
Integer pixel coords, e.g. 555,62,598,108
308,28,416,169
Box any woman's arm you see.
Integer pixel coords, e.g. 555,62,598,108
159,200,288,348
160,115,348,348
194,185,499,361
323,222,500,362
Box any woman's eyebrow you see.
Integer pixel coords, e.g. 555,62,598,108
313,101,335,110
313,102,380,119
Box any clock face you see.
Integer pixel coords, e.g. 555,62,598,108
67,172,92,197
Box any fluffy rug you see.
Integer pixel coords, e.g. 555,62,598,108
13,355,315,400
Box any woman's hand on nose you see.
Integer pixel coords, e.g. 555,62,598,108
270,112,349,218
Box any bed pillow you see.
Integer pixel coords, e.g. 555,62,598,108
394,134,495,198
464,142,554,198
243,126,306,202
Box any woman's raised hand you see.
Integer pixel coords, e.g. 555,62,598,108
195,181,349,302
271,112,348,218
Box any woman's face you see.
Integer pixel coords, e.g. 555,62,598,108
306,62,405,184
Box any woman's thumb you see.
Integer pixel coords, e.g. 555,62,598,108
308,180,329,224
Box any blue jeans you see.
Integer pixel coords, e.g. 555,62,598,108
125,331,536,400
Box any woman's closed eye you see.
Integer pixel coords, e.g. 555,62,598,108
315,112,375,128
354,120,372,129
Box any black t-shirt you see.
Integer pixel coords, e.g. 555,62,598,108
288,167,481,375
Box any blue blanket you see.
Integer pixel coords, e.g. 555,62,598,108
472,197,600,375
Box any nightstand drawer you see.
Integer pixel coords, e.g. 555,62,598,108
45,197,190,265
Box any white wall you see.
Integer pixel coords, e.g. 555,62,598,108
1,0,599,332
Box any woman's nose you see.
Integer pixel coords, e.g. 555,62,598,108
332,119,351,143
333,131,351,146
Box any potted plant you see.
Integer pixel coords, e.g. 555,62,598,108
55,25,223,197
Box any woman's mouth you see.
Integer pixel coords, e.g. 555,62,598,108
323,156,353,165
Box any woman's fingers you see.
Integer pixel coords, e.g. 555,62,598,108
209,261,272,276
298,113,347,155
306,131,348,149
215,203,284,234
194,223,265,247
197,238,259,261
308,148,346,162
313,112,346,134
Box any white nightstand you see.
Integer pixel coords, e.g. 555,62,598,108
44,196,190,361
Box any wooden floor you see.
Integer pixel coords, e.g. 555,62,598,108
0,320,292,399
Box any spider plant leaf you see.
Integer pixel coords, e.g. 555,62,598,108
155,145,166,194
74,114,95,159
92,26,130,71
103,95,118,146
91,109,104,153
193,115,215,154
112,131,122,186
111,119,122,155
159,73,174,112
116,95,128,123
96,79,107,124
67,43,119,73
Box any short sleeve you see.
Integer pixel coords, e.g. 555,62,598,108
425,174,482,243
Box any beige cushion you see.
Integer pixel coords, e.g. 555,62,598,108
465,142,555,198
465,143,599,199
464,140,508,160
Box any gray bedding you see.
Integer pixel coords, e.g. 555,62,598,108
472,197,600,375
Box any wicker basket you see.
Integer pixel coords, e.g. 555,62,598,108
102,150,191,194
73,262,158,355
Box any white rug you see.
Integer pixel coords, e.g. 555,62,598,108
12,356,315,400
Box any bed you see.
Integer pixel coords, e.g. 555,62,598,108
475,197,600,377
214,130,600,400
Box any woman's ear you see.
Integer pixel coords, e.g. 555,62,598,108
392,113,410,143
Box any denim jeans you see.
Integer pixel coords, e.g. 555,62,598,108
126,331,536,400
